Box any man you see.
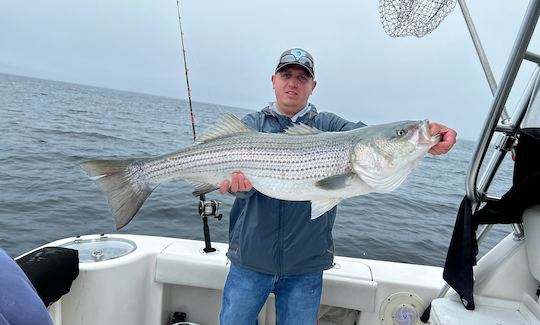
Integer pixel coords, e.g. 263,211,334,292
218,48,457,324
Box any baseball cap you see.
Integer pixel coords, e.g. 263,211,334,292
275,48,315,78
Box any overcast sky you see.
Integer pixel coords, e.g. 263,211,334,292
1,1,539,140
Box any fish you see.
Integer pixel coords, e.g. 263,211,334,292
81,113,440,229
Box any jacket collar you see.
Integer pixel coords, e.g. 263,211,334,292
261,104,319,124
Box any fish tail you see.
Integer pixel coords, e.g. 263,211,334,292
80,159,153,229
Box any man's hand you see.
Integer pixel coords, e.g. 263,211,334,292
428,122,457,155
219,172,253,194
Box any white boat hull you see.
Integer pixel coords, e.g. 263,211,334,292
41,234,444,325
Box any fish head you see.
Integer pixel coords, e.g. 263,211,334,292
350,120,440,191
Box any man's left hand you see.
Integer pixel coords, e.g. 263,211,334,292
428,122,457,155
219,172,253,194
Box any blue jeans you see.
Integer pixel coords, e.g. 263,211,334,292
219,263,323,325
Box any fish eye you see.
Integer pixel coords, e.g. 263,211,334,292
396,129,406,136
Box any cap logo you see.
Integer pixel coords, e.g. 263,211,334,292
290,49,306,59
276,48,314,77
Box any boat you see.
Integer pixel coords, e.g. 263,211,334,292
13,0,540,324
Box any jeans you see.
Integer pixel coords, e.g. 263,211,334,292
219,263,323,325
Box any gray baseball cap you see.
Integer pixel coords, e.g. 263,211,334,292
275,48,315,78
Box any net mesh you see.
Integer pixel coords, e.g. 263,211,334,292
379,0,457,37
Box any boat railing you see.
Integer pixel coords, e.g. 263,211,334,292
422,1,540,314
464,0,540,241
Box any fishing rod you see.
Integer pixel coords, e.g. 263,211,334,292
175,0,196,142
175,0,222,253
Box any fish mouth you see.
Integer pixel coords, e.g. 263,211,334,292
418,119,441,146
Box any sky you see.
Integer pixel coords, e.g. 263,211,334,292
1,0,539,140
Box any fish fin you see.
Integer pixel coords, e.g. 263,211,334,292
80,159,137,178
315,172,357,190
359,165,415,192
284,123,321,136
80,159,154,229
195,113,254,145
189,181,219,197
311,198,342,219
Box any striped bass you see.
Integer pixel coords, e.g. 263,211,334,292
81,113,440,229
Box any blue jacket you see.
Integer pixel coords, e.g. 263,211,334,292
0,249,53,325
226,105,365,275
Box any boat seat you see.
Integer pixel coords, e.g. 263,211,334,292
430,206,540,324
430,295,540,325
155,240,376,312
524,206,540,283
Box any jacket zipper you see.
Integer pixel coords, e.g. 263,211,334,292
278,200,283,276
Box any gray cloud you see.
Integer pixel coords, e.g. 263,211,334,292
1,0,538,140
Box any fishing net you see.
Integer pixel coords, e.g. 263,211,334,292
379,0,457,37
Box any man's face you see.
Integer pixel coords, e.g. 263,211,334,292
272,66,317,117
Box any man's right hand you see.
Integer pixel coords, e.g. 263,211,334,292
219,172,253,194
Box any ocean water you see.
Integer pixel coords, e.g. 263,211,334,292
0,73,514,266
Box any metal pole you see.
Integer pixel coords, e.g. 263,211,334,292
422,2,540,321
466,0,540,202
525,51,540,64
457,0,511,123
202,216,216,253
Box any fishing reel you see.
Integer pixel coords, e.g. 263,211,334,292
197,198,222,254
198,199,222,220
